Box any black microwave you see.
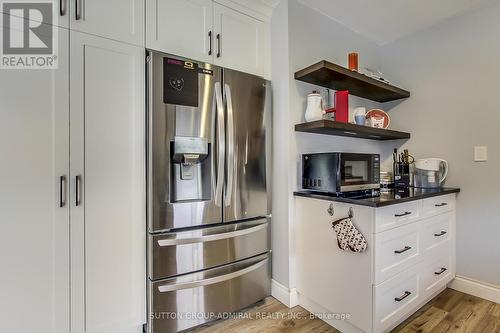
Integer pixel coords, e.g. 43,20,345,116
302,153,380,193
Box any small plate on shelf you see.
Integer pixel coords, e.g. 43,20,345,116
366,109,390,129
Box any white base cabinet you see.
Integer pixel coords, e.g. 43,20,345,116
295,193,457,333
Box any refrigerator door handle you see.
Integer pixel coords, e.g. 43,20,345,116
157,257,267,292
156,222,267,246
213,82,225,207
224,83,235,207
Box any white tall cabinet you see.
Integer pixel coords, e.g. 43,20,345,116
0,4,145,333
0,26,70,333
70,32,146,333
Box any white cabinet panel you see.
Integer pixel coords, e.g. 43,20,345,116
70,31,146,333
421,255,452,298
374,265,421,333
146,0,213,62
374,221,422,284
421,212,452,254
69,0,144,46
0,27,70,333
214,3,265,76
375,200,422,233
422,194,455,218
295,198,374,333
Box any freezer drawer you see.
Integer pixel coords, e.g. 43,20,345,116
149,253,271,333
149,218,270,280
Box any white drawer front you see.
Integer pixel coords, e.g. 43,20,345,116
374,222,421,284
422,194,455,218
421,212,452,254
421,254,453,298
375,200,422,233
374,267,420,333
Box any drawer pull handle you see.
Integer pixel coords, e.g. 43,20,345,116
395,211,412,217
435,203,448,207
434,231,447,237
394,246,412,254
395,291,411,302
434,267,447,275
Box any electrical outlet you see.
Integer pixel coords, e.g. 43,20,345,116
474,146,488,162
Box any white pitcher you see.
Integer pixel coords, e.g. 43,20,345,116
304,92,324,122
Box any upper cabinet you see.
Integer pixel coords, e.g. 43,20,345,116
213,3,265,76
146,0,271,78
59,0,145,46
146,0,213,63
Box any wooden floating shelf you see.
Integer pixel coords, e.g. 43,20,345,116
295,120,410,141
294,60,410,103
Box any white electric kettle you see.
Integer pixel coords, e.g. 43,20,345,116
413,158,448,188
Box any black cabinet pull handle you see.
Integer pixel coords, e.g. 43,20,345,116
435,203,448,207
59,0,65,16
434,267,447,275
208,31,212,56
216,34,221,58
395,291,411,302
75,175,82,206
75,0,81,20
395,211,412,217
434,231,447,237
394,246,412,254
59,175,66,207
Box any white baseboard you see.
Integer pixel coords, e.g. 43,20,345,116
449,275,500,304
271,279,299,308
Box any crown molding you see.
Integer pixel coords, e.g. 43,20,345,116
214,0,280,21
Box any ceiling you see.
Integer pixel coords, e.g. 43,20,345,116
298,0,489,45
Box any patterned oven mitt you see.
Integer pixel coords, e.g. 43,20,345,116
332,218,368,253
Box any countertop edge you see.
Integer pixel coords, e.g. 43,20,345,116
293,188,460,207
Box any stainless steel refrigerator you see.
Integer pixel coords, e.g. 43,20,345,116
146,51,272,333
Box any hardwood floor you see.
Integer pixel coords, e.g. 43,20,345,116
393,288,499,332
188,288,499,333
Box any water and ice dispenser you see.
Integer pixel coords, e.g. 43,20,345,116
170,136,211,202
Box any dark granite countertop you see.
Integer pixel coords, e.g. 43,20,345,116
294,187,460,207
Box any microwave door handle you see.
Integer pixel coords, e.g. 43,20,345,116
214,82,225,206
224,83,235,207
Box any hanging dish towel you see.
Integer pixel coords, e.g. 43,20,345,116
333,218,368,253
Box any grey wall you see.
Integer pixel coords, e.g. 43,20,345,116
271,0,500,290
270,0,407,289
379,1,500,286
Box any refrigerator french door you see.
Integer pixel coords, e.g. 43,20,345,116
147,51,271,333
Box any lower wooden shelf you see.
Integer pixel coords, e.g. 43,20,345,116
295,120,410,141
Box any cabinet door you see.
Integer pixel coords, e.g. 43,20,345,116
214,3,265,76
0,26,70,333
146,0,213,62
69,0,144,46
70,31,146,333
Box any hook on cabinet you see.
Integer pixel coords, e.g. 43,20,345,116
331,207,354,227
